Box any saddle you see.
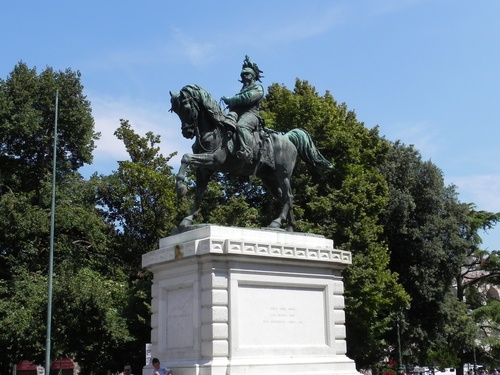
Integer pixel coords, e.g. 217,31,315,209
255,128,275,169
226,120,275,169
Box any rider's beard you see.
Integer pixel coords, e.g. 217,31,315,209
239,77,253,88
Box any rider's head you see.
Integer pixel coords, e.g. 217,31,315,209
240,67,256,84
239,55,263,83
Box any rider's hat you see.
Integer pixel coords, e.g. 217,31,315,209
241,67,256,75
240,55,263,82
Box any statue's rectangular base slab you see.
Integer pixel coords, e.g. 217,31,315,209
142,225,358,375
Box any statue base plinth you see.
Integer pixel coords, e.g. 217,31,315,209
142,225,358,375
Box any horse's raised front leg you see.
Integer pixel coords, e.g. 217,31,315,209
175,152,219,197
176,152,218,228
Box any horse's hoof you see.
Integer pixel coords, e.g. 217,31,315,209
176,183,188,198
268,219,282,229
179,216,194,227
286,226,294,232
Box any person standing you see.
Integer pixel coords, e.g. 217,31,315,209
151,358,172,375
123,364,134,375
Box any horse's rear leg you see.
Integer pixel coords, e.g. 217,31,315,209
274,176,295,231
263,174,296,231
285,196,296,232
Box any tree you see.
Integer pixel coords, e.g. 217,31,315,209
94,120,181,371
0,62,98,200
455,209,500,369
95,120,179,256
381,141,458,364
0,62,130,374
457,209,500,302
0,175,131,374
380,140,500,367
343,244,410,369
0,265,132,374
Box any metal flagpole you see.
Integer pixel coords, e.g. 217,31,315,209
45,89,58,375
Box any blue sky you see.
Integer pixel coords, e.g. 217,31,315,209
2,0,500,249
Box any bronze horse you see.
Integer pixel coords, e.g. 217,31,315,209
169,84,332,232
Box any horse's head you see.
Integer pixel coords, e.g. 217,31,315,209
169,88,199,139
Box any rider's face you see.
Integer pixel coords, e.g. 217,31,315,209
240,72,254,86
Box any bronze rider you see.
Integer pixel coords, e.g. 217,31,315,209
221,55,264,163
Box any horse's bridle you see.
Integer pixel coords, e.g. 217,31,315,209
179,89,222,153
176,90,198,138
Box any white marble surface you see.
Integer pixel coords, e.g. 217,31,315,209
142,225,351,270
142,225,358,375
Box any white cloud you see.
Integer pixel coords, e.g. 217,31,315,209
262,5,346,44
380,119,442,160
167,28,219,68
162,5,347,55
446,174,500,250
363,0,427,18
450,174,500,212
82,93,192,177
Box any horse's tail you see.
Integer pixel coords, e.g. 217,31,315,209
285,128,334,170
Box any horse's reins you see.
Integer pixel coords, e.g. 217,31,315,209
181,90,222,153
194,126,221,153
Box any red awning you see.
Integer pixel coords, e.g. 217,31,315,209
17,361,37,371
50,358,75,370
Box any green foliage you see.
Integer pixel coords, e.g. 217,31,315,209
0,63,130,374
0,62,98,199
379,141,500,366
0,174,130,372
95,119,179,255
51,266,132,373
425,294,477,368
206,185,261,227
0,266,132,374
262,80,407,368
0,175,115,280
2,62,500,374
263,79,390,251
473,300,500,363
344,245,410,368
93,120,182,371
0,269,48,362
381,142,458,362
0,190,49,277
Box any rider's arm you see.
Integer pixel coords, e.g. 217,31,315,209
223,85,264,107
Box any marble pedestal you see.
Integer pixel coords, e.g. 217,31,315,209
142,225,358,375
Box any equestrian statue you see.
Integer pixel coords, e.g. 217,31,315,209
169,55,333,232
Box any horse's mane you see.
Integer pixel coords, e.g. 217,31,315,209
181,84,225,118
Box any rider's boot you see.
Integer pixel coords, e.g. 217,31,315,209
223,112,238,137
236,126,253,163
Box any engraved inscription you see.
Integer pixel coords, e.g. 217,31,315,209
237,284,327,347
263,306,303,325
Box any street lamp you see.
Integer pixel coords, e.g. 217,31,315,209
472,344,477,375
396,305,410,375
397,312,405,375
467,310,478,375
